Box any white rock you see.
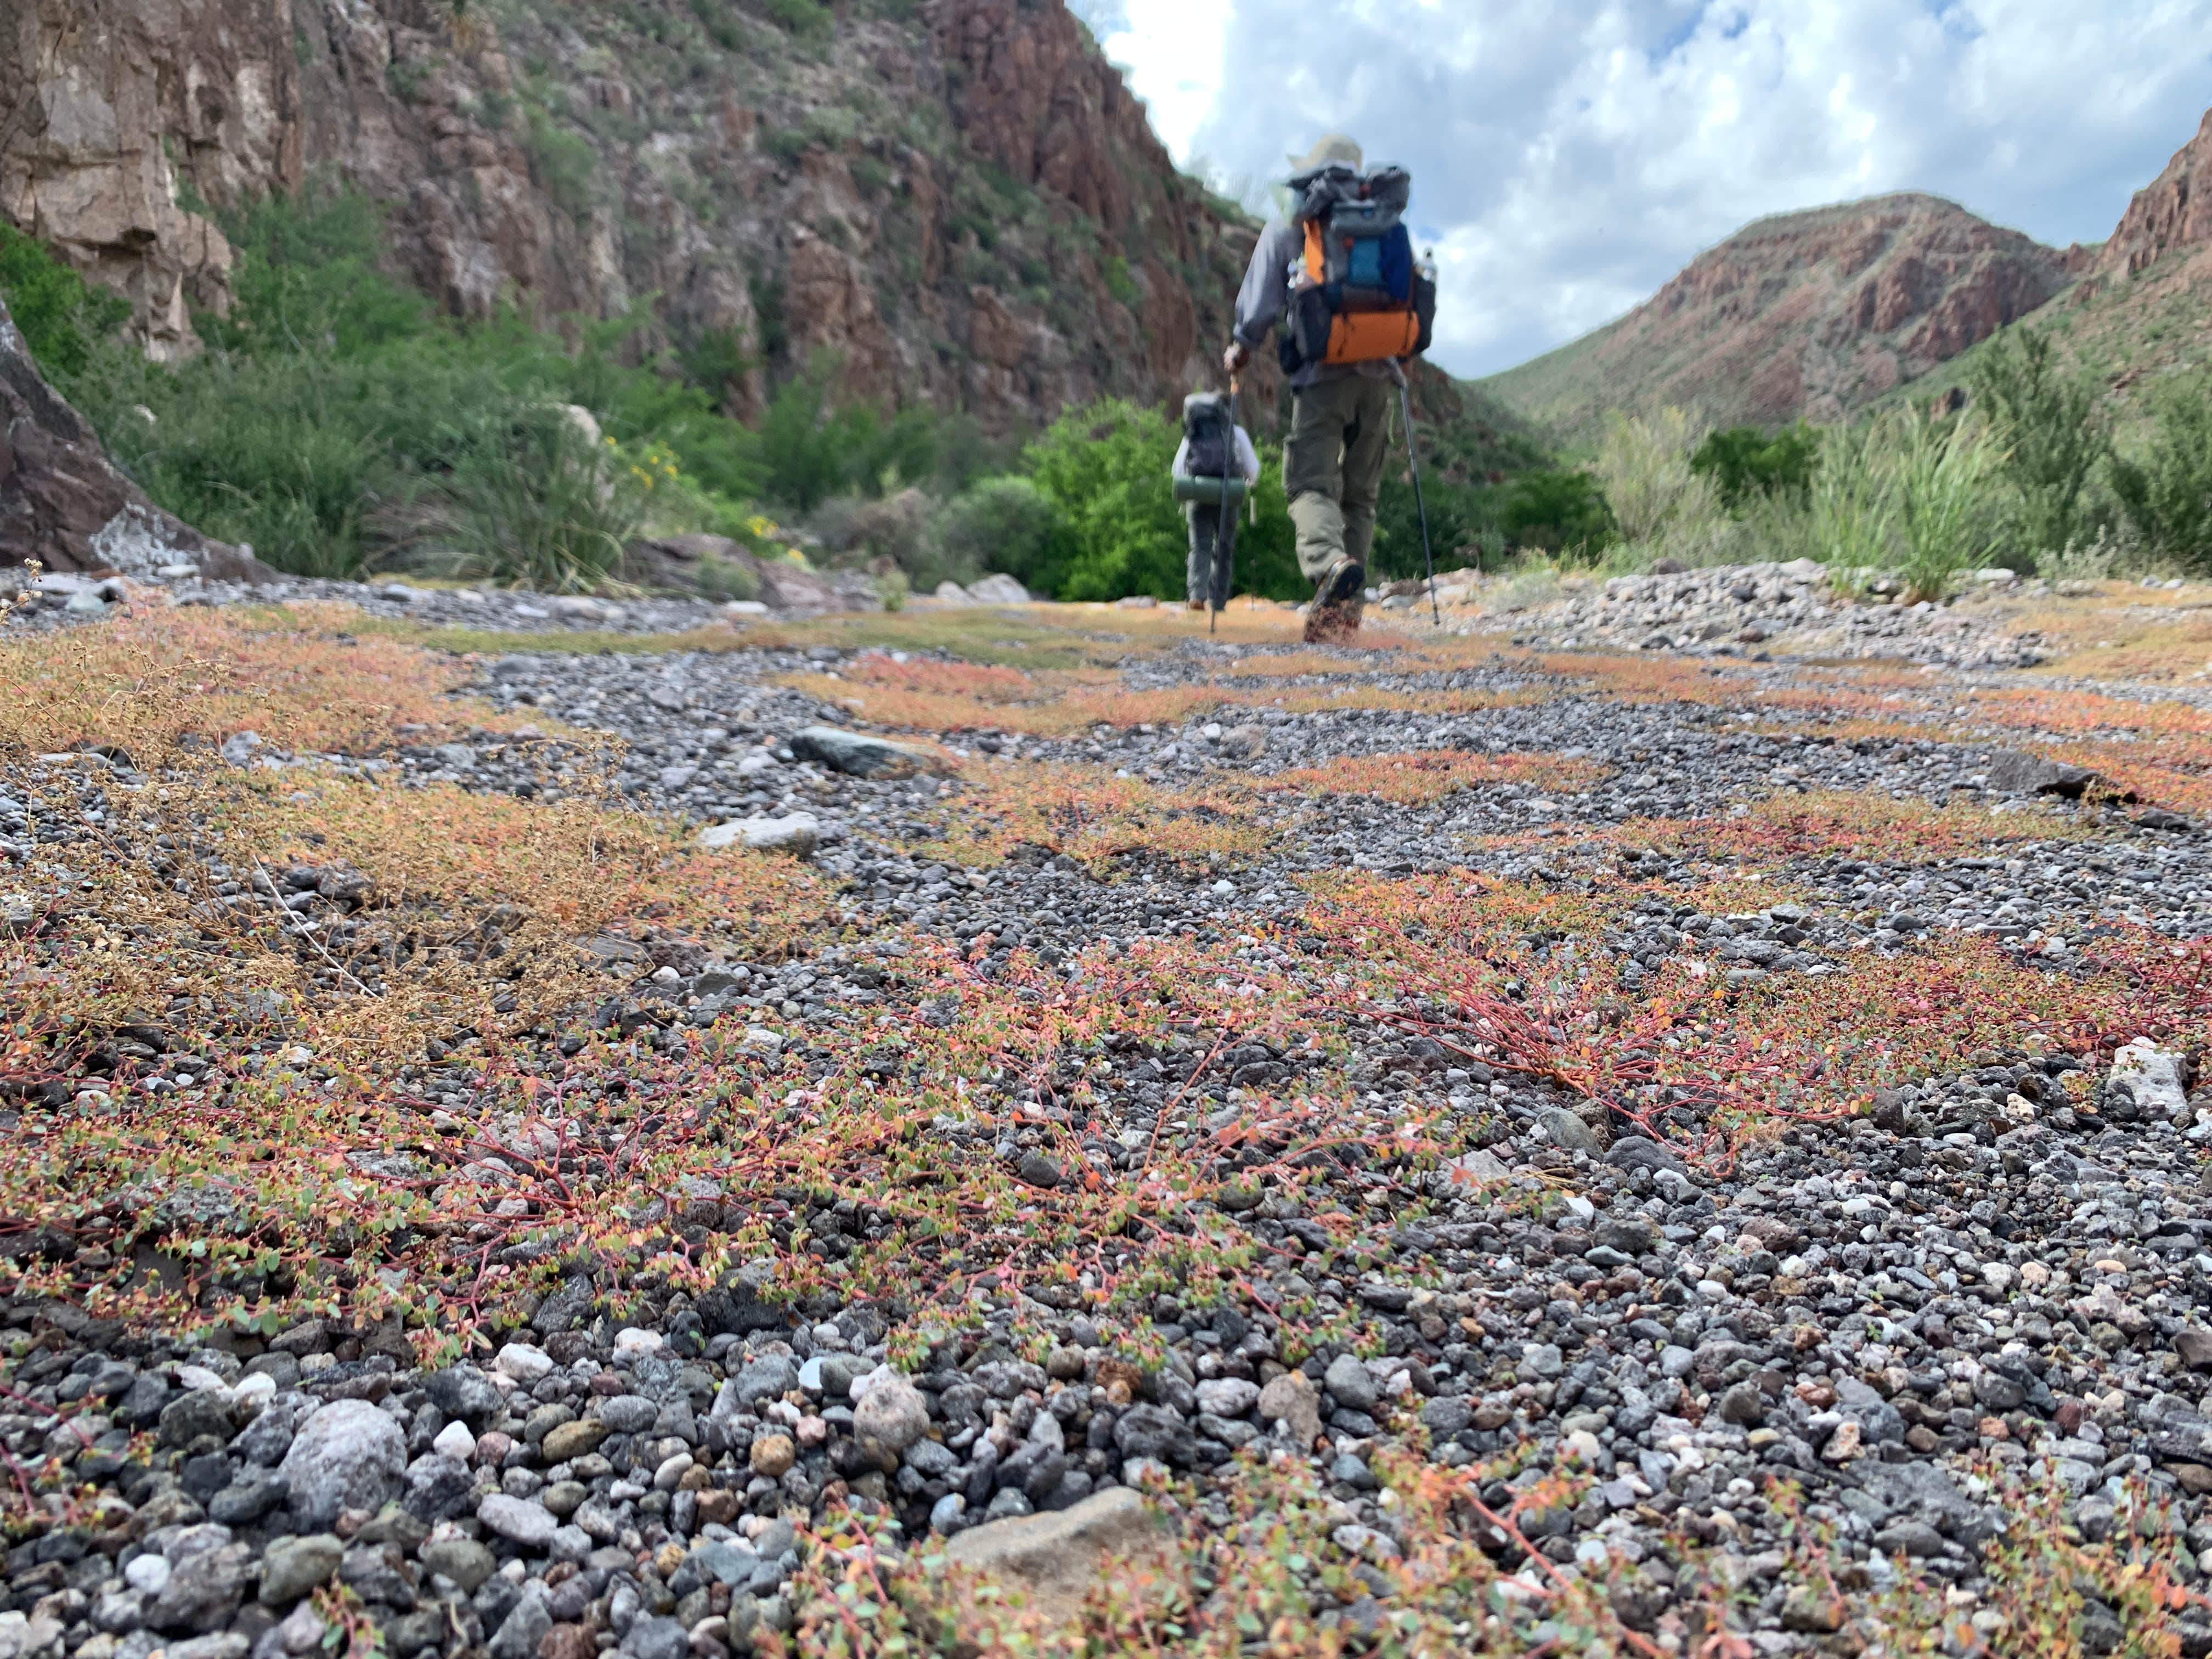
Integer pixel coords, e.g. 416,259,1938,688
1441,1149,1511,1188
721,600,769,617
230,1372,276,1409
279,1399,408,1524
697,813,819,856
966,574,1032,605
476,1493,557,1548
2109,1040,2187,1118
433,1420,478,1463
1195,1378,1260,1418
932,580,978,605
853,1376,929,1457
613,1327,663,1357
125,1553,172,1594
175,1365,230,1392
494,1342,555,1384
846,1362,899,1403
741,1027,785,1056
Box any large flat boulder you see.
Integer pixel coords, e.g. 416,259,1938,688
788,726,947,778
0,296,269,581
943,1487,1168,1625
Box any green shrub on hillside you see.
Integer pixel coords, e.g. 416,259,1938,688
2112,371,2212,561
1967,326,2110,557
930,477,1057,591
1500,469,1615,557
1690,423,1818,509
199,188,428,359
0,226,130,379
414,405,645,590
1018,400,1186,600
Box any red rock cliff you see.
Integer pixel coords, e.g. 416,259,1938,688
0,0,1287,430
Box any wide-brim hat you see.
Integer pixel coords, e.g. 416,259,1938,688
1288,134,1363,175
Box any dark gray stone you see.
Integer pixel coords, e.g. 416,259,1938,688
787,727,945,779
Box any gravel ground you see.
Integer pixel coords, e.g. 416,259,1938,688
6,597,2212,1656
1434,560,2051,670
5,570,758,638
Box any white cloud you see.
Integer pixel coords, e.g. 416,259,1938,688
1102,0,2212,377
1098,0,1235,160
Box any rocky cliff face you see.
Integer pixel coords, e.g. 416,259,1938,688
0,293,264,575
1,0,1295,429
1481,194,2078,443
2092,106,2212,281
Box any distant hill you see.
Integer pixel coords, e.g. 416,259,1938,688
1479,193,2084,446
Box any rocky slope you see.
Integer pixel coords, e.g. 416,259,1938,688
1480,194,2083,445
0,0,1279,428
1915,104,2212,413
2091,106,2212,283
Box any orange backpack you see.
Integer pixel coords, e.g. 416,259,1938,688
1282,164,1436,371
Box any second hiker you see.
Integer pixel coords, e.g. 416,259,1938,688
1170,391,1261,612
1223,134,1436,642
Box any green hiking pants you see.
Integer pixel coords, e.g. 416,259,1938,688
1283,373,1395,585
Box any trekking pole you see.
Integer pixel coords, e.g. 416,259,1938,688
1393,367,1441,627
1211,374,1243,635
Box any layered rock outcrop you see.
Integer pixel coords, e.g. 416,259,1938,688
0,293,264,576
1482,194,2077,442
2093,106,2212,280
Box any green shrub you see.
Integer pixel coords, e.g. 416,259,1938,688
1810,406,2008,597
1501,469,1615,557
1887,406,2008,599
1690,423,1818,509
1019,399,1186,600
754,368,926,512
2110,371,2212,561
930,476,1058,591
758,0,830,36
414,405,643,590
1102,255,1139,306
1968,326,2109,557
1809,417,1900,574
1594,407,1722,546
524,107,597,218
0,223,131,379
198,184,428,360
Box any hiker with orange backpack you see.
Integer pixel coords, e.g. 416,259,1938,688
1223,134,1437,642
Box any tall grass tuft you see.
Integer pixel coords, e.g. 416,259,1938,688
410,408,644,591
1594,407,1723,547
1889,405,2009,600
1809,417,1900,576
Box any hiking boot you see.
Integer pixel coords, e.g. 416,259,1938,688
1318,558,1366,605
1302,600,1363,645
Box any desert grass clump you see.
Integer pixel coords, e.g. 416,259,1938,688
1592,405,1735,565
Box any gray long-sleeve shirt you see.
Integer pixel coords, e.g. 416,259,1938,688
1233,217,1398,390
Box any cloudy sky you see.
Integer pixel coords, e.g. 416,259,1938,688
1066,1,2212,379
